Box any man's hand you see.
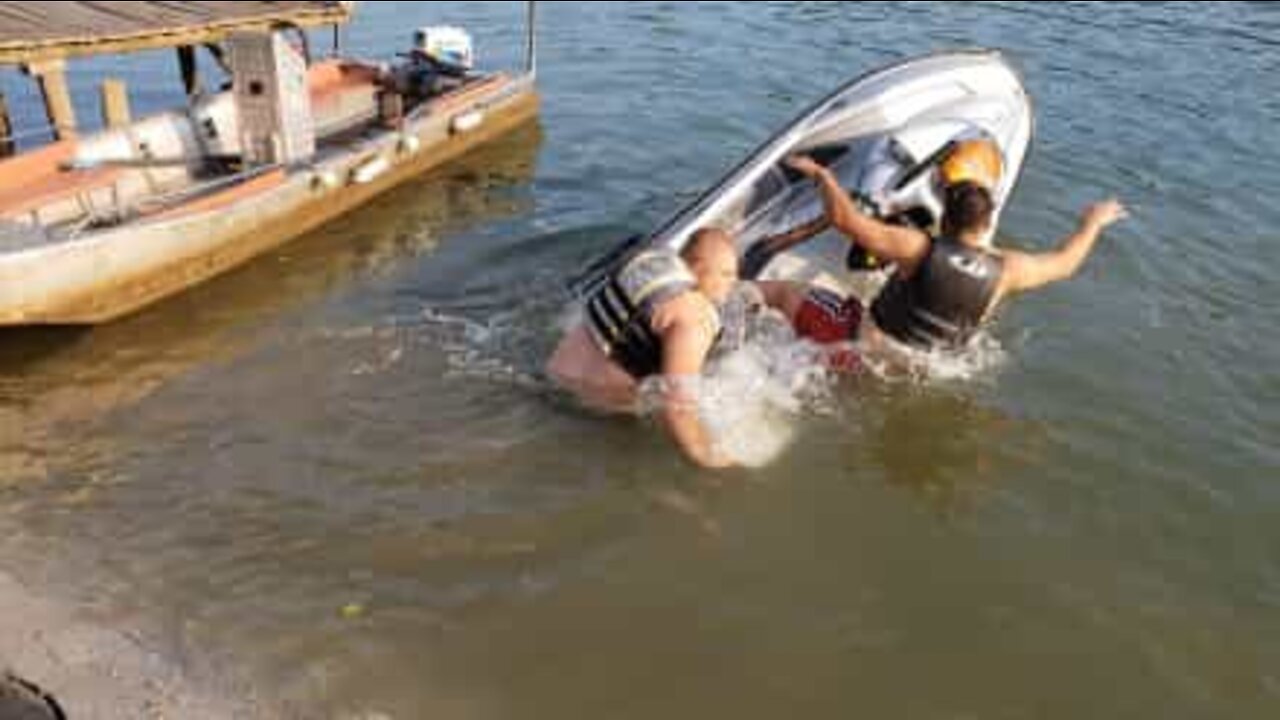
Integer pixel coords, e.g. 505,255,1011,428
1083,199,1129,231
785,154,826,179
1002,197,1130,295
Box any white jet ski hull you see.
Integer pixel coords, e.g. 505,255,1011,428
577,50,1033,304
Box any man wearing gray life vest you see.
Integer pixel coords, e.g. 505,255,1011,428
760,148,1128,362
548,228,741,469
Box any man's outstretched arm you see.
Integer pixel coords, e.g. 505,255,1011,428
1002,199,1128,295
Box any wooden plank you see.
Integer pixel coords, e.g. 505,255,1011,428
100,78,132,128
24,60,77,140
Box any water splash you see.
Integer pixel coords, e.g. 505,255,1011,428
419,306,554,391
639,308,837,468
312,305,563,392
318,279,1006,469
859,330,1009,386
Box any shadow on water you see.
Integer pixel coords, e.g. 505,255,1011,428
834,380,1050,519
0,327,93,373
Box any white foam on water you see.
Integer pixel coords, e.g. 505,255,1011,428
331,289,1008,469
421,306,550,389
639,309,837,468
633,303,1011,467
859,330,1009,386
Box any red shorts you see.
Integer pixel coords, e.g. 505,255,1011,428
794,288,864,372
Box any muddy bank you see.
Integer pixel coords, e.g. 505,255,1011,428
0,570,264,720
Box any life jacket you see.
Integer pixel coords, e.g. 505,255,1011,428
585,250,714,379
870,237,1004,350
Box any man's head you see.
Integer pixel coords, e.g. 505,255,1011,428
681,228,739,305
937,138,1002,245
941,181,995,244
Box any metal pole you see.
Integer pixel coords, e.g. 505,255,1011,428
204,43,232,76
178,45,201,98
525,1,538,79
0,91,14,157
337,1,357,56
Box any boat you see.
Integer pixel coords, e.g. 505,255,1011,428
0,1,540,326
574,50,1033,306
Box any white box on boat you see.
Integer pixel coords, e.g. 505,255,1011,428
228,32,315,166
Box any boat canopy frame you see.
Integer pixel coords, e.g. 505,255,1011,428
0,2,355,65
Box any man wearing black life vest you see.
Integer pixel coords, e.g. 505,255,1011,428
548,229,741,469
760,143,1128,364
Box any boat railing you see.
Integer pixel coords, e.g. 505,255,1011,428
134,164,281,213
61,163,282,239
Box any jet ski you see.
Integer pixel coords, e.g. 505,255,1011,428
573,50,1033,306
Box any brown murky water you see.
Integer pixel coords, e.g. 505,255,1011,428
2,3,1277,718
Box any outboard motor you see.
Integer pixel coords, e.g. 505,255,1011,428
390,26,475,101
414,26,475,74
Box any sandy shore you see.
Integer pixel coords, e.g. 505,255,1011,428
0,570,263,720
